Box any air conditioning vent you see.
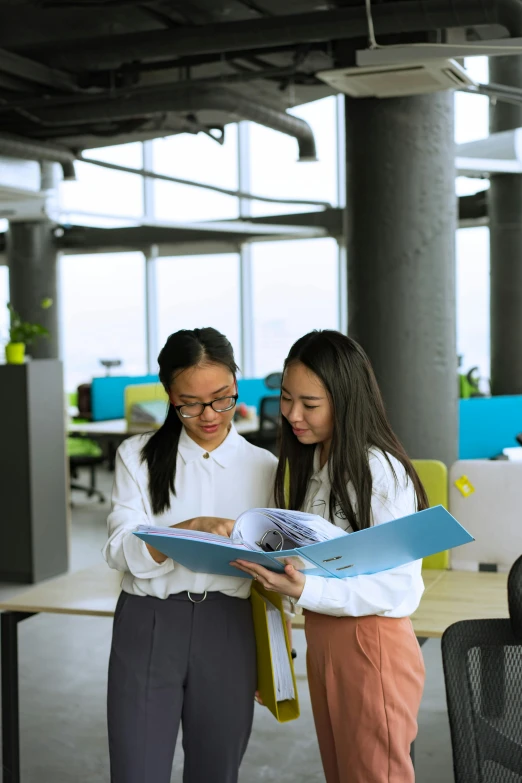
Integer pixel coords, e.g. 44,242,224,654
316,59,476,99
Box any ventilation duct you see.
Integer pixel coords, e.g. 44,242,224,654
0,133,76,180
39,0,522,72
32,87,318,162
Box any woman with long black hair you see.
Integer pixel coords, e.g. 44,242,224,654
103,327,277,783
233,330,427,783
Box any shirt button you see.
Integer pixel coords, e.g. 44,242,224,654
203,452,210,459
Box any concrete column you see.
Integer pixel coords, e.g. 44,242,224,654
489,57,522,395
7,220,59,359
346,91,458,466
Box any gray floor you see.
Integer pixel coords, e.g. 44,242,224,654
0,467,455,782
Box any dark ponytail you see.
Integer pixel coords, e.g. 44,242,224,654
141,327,238,515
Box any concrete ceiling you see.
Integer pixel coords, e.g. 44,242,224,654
0,0,514,153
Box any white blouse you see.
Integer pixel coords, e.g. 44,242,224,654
103,425,277,600
296,447,425,618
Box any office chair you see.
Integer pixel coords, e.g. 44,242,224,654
259,395,280,431
264,372,282,390
67,435,106,503
76,383,92,420
441,555,522,783
245,395,281,455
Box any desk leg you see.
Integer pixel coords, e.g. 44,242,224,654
410,637,428,768
1,612,35,783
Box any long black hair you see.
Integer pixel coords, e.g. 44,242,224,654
141,327,238,515
274,330,428,531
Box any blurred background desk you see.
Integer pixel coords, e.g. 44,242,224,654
68,415,260,470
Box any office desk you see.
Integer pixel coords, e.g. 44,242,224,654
0,567,509,782
291,569,509,632
68,416,260,438
68,416,260,469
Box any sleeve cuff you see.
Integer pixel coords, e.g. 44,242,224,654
281,596,295,620
296,575,325,613
122,532,176,580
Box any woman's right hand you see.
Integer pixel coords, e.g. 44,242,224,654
146,517,235,564
173,517,235,537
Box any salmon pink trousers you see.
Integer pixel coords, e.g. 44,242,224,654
304,612,426,783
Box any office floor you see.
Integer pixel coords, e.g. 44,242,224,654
0,467,454,782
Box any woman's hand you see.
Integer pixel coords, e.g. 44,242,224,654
173,517,235,537
145,516,234,564
231,560,306,601
145,543,169,563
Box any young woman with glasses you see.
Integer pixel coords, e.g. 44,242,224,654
232,330,427,783
103,327,277,783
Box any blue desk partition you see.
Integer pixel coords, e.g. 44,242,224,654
90,375,279,421
91,375,158,420
459,395,522,459
237,379,279,410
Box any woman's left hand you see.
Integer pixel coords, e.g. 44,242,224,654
231,560,306,600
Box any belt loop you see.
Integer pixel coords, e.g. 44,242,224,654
187,591,207,603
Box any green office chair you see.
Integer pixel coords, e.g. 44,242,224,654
67,435,106,503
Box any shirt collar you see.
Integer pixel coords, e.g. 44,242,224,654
311,445,330,484
178,424,240,468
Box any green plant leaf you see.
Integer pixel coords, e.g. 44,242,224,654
6,302,50,346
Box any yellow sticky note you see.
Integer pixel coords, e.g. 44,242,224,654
454,475,475,498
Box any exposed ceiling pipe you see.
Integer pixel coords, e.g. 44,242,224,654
79,155,332,206
36,0,522,72
0,132,76,179
0,64,305,116
466,80,522,106
31,86,318,161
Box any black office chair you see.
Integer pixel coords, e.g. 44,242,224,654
264,372,282,390
260,395,280,430
441,555,522,783
244,396,281,455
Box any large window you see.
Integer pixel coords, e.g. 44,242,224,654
0,266,9,349
153,126,238,222
60,143,144,225
456,227,490,384
455,57,489,144
454,58,490,386
249,96,339,217
251,238,339,376
156,253,241,361
59,252,147,391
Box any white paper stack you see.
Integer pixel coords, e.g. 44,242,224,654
233,508,347,551
262,595,295,702
137,508,347,552
135,525,249,548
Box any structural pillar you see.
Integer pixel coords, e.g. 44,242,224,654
345,91,457,466
489,56,522,395
7,219,59,359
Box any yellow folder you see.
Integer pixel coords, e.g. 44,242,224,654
250,582,300,723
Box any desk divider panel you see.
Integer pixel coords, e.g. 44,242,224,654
449,459,522,572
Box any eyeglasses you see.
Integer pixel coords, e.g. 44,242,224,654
174,394,238,419
256,529,298,552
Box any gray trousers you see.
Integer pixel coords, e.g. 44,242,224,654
107,590,257,783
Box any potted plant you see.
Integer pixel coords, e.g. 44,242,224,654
5,299,52,364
